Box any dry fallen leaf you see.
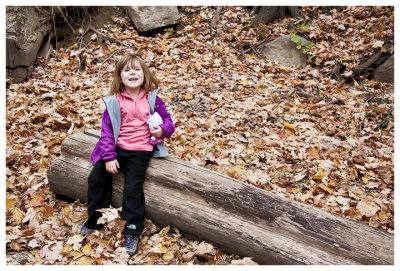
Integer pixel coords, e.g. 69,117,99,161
307,147,320,160
231,257,258,265
97,207,121,224
377,210,388,222
317,184,333,194
184,93,193,100
282,122,297,133
6,198,17,211
86,235,113,252
357,200,380,217
11,208,26,224
27,194,45,207
194,241,216,255
81,242,92,256
162,250,175,261
67,235,85,251
313,169,326,181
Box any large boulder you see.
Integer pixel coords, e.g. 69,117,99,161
257,35,309,67
6,7,53,83
372,55,394,83
127,6,180,33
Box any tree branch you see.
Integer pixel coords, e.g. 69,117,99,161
210,6,223,34
89,26,127,47
56,6,75,32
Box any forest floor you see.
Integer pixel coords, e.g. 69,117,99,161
6,6,394,265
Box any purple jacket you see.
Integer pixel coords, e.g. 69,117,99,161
90,90,175,164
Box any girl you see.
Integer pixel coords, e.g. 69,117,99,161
80,54,175,256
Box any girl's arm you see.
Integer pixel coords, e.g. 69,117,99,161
99,109,117,162
155,96,175,139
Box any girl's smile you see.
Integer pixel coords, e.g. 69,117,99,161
121,60,144,92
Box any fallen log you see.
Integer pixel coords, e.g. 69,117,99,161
47,130,394,265
354,34,394,77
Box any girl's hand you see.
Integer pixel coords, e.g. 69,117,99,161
150,125,163,139
105,160,119,175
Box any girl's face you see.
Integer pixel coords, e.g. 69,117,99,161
120,60,144,92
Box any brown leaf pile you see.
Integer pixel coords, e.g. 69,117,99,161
6,6,394,265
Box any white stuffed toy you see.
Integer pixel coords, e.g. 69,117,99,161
147,112,164,145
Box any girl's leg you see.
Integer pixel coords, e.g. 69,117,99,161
117,148,152,236
84,160,114,229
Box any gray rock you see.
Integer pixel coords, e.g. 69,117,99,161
6,37,42,68
251,6,302,25
372,55,394,83
6,36,43,83
257,35,309,67
6,7,52,83
6,65,34,84
10,252,30,265
37,34,53,61
127,6,180,33
287,6,302,19
251,6,286,25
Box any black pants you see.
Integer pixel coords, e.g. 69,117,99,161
84,146,153,236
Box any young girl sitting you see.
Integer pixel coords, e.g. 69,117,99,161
80,54,175,256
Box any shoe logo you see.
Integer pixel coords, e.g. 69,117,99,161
126,224,136,230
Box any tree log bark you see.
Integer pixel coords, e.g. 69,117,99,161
356,34,394,76
47,130,394,265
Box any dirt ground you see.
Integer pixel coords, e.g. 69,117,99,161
55,6,128,48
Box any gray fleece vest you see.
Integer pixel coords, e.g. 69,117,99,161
102,89,169,158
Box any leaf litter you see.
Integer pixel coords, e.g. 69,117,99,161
6,6,393,265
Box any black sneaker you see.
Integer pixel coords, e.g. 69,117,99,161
122,235,140,256
79,225,94,235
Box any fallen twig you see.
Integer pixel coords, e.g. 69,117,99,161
365,89,394,104
275,87,343,104
243,39,266,54
89,26,127,47
57,6,76,32
168,84,225,94
51,7,58,50
239,44,245,60
250,47,262,58
77,10,92,50
210,6,223,35
96,47,128,82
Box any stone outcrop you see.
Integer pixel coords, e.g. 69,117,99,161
127,6,181,33
6,6,122,83
257,35,309,67
372,55,394,84
6,7,53,83
251,6,302,25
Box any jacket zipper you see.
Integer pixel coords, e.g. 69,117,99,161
134,100,136,115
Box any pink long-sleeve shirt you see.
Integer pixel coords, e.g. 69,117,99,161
116,89,154,151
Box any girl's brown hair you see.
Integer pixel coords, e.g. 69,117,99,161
109,54,159,95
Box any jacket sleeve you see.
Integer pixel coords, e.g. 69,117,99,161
99,109,117,162
155,96,175,139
